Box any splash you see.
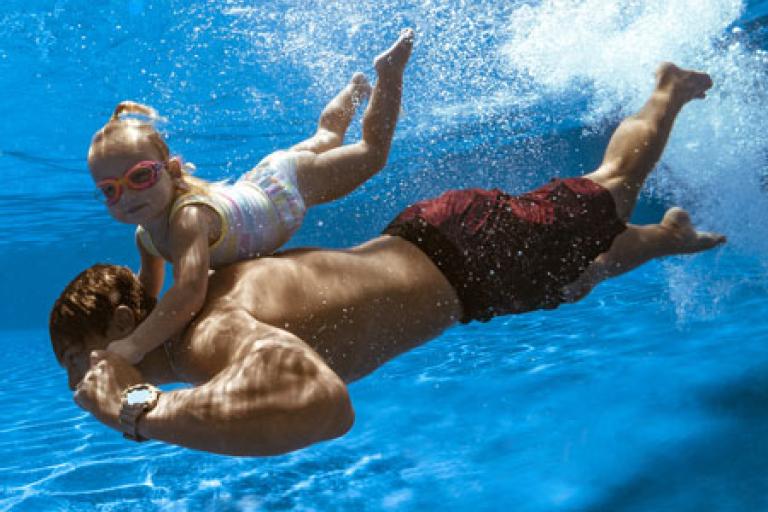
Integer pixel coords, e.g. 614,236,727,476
502,0,768,254
503,0,743,115
221,0,526,126
500,0,768,320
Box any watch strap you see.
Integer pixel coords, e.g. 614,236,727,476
119,384,160,442
119,402,149,442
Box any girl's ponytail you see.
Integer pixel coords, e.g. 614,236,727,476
109,101,159,123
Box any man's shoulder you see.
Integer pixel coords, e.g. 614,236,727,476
176,308,306,382
168,307,251,382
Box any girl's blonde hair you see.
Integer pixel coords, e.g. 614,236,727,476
89,101,208,197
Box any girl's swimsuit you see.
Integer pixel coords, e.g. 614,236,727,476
137,151,306,269
382,177,627,323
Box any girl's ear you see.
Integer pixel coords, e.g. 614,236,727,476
166,157,190,192
166,157,182,179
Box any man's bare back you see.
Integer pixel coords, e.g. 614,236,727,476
178,236,461,384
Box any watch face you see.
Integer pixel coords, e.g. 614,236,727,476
126,387,154,405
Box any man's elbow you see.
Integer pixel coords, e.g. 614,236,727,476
322,383,355,441
242,389,354,457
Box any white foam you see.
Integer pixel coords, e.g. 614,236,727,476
500,0,768,319
501,0,768,255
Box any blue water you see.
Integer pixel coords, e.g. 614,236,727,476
2,1,768,510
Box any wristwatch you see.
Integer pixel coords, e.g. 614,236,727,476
119,383,161,442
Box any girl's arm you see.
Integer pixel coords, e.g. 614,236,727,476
109,206,211,363
136,231,165,299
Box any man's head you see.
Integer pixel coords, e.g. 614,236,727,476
49,264,155,389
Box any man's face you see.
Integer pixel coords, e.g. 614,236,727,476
60,331,111,391
58,305,138,390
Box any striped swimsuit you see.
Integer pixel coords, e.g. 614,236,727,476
137,151,306,268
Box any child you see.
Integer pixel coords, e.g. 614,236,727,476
88,29,415,364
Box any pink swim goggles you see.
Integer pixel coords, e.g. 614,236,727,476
96,160,164,206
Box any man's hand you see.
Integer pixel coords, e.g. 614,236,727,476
73,351,144,432
107,338,145,365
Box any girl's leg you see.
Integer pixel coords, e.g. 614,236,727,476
584,63,713,221
290,73,372,154
295,29,414,207
561,208,725,302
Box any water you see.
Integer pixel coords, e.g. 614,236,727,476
2,0,768,510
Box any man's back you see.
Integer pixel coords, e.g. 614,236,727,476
183,236,462,382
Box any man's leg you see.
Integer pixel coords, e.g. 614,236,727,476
290,73,372,154
295,29,414,206
562,208,725,302
584,63,713,221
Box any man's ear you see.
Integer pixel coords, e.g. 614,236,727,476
108,305,137,338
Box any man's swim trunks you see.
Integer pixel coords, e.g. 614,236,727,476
382,178,627,323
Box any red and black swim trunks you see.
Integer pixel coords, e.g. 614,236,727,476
382,178,627,323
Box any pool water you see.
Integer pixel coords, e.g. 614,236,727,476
2,1,768,510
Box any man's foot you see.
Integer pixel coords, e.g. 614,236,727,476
661,207,726,254
349,72,372,107
373,28,415,79
655,62,713,103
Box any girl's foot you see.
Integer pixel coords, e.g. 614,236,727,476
349,72,372,107
374,28,415,79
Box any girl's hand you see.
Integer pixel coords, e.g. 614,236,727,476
74,350,144,431
107,338,145,365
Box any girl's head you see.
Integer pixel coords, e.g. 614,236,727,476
88,101,204,225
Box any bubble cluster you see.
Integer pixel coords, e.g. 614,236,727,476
501,0,768,257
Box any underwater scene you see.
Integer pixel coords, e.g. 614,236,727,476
2,0,768,510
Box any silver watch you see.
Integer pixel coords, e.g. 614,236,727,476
119,383,161,442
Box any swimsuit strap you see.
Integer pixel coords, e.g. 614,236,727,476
170,191,228,249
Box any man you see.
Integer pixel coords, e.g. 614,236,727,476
50,63,724,456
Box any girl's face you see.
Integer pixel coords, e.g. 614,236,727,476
89,140,176,225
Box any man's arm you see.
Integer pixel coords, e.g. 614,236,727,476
76,327,354,456
140,338,354,456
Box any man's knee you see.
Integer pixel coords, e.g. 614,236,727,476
621,117,660,148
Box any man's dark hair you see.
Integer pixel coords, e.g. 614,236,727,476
49,264,156,363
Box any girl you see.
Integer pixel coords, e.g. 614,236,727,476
89,29,414,364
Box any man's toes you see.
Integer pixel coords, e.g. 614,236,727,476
697,72,714,91
695,231,727,251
